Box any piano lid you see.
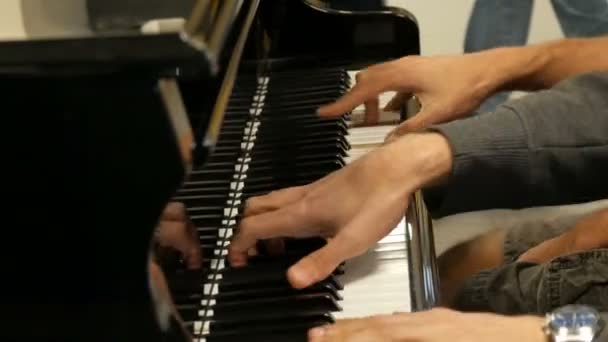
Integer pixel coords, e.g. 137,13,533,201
0,0,247,77
255,0,420,70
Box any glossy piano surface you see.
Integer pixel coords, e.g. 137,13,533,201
0,1,434,341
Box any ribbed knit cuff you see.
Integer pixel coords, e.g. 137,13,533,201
421,107,530,218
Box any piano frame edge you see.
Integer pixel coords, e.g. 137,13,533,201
406,190,441,311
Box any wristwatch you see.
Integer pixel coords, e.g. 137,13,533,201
543,305,605,342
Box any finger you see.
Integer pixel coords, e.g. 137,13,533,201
186,220,203,269
243,186,309,217
158,220,203,269
383,92,410,112
363,97,380,126
317,83,380,118
161,202,188,221
517,235,575,263
229,202,313,267
310,315,396,342
287,235,354,289
263,238,286,256
291,194,407,288
383,110,432,142
318,69,388,117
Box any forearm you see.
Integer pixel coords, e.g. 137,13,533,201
573,208,608,250
422,72,608,217
483,36,608,93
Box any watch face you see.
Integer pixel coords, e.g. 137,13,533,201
550,305,600,329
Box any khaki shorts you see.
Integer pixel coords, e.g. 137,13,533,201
453,215,608,315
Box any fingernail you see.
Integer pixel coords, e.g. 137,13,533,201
309,327,326,338
229,255,246,267
288,266,314,289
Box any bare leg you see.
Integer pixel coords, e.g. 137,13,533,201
438,228,507,307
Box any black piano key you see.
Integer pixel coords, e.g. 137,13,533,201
198,327,312,342
249,116,347,128
243,145,347,161
168,67,353,340
174,281,341,306
175,195,233,208
192,312,335,335
256,83,348,97
254,120,348,135
245,136,350,153
243,156,346,173
241,161,344,180
194,293,341,322
189,317,333,341
249,130,348,145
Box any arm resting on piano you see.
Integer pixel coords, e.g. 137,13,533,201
492,36,608,93
308,307,550,342
317,36,608,136
422,71,608,218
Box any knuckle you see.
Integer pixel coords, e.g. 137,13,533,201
355,70,369,83
168,201,187,214
369,316,388,329
294,199,310,219
432,307,455,317
238,217,253,233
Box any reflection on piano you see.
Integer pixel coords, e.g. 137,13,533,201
0,1,439,340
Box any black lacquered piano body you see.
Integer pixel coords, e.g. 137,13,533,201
0,1,438,340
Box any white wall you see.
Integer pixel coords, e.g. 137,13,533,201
0,0,89,40
1,1,565,45
0,1,26,39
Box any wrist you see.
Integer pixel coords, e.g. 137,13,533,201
516,316,549,342
485,44,550,93
386,132,453,190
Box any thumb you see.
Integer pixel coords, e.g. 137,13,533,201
287,237,351,289
384,110,434,142
518,234,575,263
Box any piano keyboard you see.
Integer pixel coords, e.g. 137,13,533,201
167,66,409,342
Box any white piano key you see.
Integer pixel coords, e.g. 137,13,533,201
198,309,214,318
252,94,266,102
192,321,210,335
210,258,225,270
203,284,218,296
216,240,230,248
223,208,239,217
218,228,233,238
378,233,406,244
213,249,228,256
249,108,262,115
245,121,261,128
241,141,255,150
373,243,406,253
200,299,216,307
229,181,244,191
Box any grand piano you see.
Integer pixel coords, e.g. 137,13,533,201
0,1,439,340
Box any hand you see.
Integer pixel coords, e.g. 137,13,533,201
307,308,547,342
228,133,452,288
155,202,202,270
317,53,503,138
518,208,608,264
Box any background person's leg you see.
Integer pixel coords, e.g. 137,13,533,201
551,0,608,37
463,0,534,114
439,213,581,308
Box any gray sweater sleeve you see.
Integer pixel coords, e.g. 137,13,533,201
423,72,608,218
